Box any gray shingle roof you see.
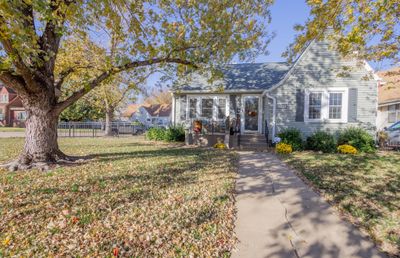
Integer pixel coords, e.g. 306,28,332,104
178,62,291,92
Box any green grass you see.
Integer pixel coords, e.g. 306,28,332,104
281,151,400,257
0,127,25,132
0,137,237,257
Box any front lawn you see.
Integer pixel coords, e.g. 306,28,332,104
282,151,400,257
0,137,237,257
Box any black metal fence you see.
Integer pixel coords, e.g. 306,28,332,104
57,121,145,137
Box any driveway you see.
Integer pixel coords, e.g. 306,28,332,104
233,152,385,258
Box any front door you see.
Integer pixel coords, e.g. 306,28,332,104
243,96,260,132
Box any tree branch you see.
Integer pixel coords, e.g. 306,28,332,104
54,56,197,114
0,71,28,95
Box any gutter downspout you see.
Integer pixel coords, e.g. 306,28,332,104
262,91,276,140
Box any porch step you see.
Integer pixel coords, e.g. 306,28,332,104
239,134,269,150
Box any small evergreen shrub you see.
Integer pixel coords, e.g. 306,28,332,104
337,144,357,154
276,142,293,154
277,128,304,151
306,131,336,153
164,126,185,142
146,127,166,141
337,127,376,153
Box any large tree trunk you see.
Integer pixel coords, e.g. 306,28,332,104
104,108,114,136
3,96,71,171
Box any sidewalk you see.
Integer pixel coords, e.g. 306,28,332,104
232,152,385,258
0,132,25,138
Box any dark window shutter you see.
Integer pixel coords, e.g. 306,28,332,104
348,88,358,122
180,95,187,120
295,89,305,122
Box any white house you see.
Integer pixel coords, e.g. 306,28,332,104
127,104,172,128
377,67,400,130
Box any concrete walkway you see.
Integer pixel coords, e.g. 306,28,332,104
233,152,385,258
0,132,25,138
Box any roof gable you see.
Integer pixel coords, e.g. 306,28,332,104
378,67,400,105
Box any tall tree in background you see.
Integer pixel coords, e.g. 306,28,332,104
0,0,274,170
143,89,172,105
287,0,399,69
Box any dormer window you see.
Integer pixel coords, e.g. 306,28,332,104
0,94,8,103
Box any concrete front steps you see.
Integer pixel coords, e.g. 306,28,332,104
239,133,269,151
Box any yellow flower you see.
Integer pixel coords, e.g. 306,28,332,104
3,236,11,246
276,142,293,154
337,144,357,154
214,143,226,149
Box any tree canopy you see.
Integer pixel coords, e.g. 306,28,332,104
0,0,274,108
287,0,399,68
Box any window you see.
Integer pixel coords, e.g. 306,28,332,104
329,92,343,119
189,98,198,119
308,92,322,119
388,104,400,123
217,99,227,119
0,108,3,120
0,94,8,103
187,96,228,120
305,88,348,122
16,111,26,121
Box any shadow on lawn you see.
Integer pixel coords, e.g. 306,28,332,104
285,152,400,256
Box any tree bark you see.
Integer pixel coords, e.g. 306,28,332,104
2,95,70,171
104,108,114,136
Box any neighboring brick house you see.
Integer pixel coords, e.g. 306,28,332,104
377,67,400,129
123,103,172,128
0,84,26,127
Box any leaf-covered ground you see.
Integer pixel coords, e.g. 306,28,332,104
281,151,400,257
0,137,237,257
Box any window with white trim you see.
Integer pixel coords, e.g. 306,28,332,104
201,98,213,119
308,92,322,119
305,88,348,122
0,94,8,103
217,99,227,119
388,104,400,123
16,111,26,121
187,96,228,120
329,92,343,119
189,98,198,119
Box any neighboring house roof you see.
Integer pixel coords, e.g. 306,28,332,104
0,84,16,94
122,103,172,117
177,62,291,93
122,104,140,117
377,67,400,106
142,104,171,117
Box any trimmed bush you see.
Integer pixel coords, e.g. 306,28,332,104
277,128,304,151
146,127,166,141
276,142,293,154
164,126,185,142
146,126,185,142
306,131,336,153
337,144,357,154
337,127,376,153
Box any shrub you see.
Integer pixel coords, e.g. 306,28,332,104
276,142,293,154
337,127,376,153
146,127,166,141
337,144,357,154
277,128,304,151
306,131,336,153
164,126,185,142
